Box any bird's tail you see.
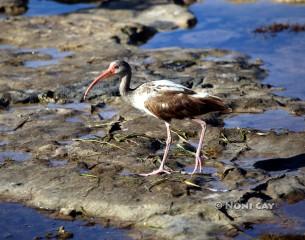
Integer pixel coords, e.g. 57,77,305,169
197,95,232,114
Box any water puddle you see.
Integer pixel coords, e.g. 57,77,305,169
49,159,68,168
23,48,72,68
98,105,118,120
203,53,244,63
181,165,229,192
119,169,135,176
234,200,305,239
0,44,13,50
0,203,131,240
77,130,106,140
47,102,91,112
66,116,83,123
182,165,217,175
0,141,9,146
57,140,73,146
224,109,305,132
0,151,31,164
0,45,72,68
206,181,229,193
25,0,97,16
143,0,305,100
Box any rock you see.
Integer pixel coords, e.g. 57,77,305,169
222,128,247,143
263,176,305,203
59,207,75,216
1,90,39,104
0,92,11,109
135,4,197,29
161,59,196,72
0,0,28,15
118,23,157,45
57,226,73,240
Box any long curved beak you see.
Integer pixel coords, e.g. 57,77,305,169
82,68,114,101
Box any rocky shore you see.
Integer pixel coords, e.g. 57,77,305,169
0,0,305,239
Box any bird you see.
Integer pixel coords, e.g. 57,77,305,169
82,60,230,176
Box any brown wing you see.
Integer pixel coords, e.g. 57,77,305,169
144,91,229,122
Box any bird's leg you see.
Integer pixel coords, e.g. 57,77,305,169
139,122,172,176
191,119,207,174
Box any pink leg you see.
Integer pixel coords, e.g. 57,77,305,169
191,119,207,174
139,122,172,176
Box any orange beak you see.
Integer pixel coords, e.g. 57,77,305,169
82,67,115,101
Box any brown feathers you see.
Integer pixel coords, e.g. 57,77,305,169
144,91,230,122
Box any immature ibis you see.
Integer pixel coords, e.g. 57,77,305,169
83,60,230,176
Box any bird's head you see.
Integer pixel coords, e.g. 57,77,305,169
82,60,130,101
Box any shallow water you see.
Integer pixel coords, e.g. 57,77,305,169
47,102,91,112
143,0,305,100
78,130,106,140
0,141,8,146
0,45,72,68
26,0,97,16
0,151,31,164
66,116,83,123
98,105,118,120
224,109,305,132
234,200,305,239
49,159,68,167
0,203,131,240
24,48,72,68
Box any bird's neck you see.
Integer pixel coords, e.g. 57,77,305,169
119,72,132,98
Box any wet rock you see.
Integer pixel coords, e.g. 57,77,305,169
0,0,28,16
0,92,11,109
57,226,74,240
138,4,197,29
222,166,247,179
119,23,157,45
59,207,76,216
254,23,305,35
222,167,247,188
256,175,305,203
38,90,55,103
222,128,247,143
170,182,186,197
231,98,278,113
161,59,196,72
2,90,39,104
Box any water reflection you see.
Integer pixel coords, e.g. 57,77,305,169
225,109,305,132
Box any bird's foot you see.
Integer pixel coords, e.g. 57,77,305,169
139,167,172,177
191,155,205,175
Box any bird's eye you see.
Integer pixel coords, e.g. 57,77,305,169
114,65,119,70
